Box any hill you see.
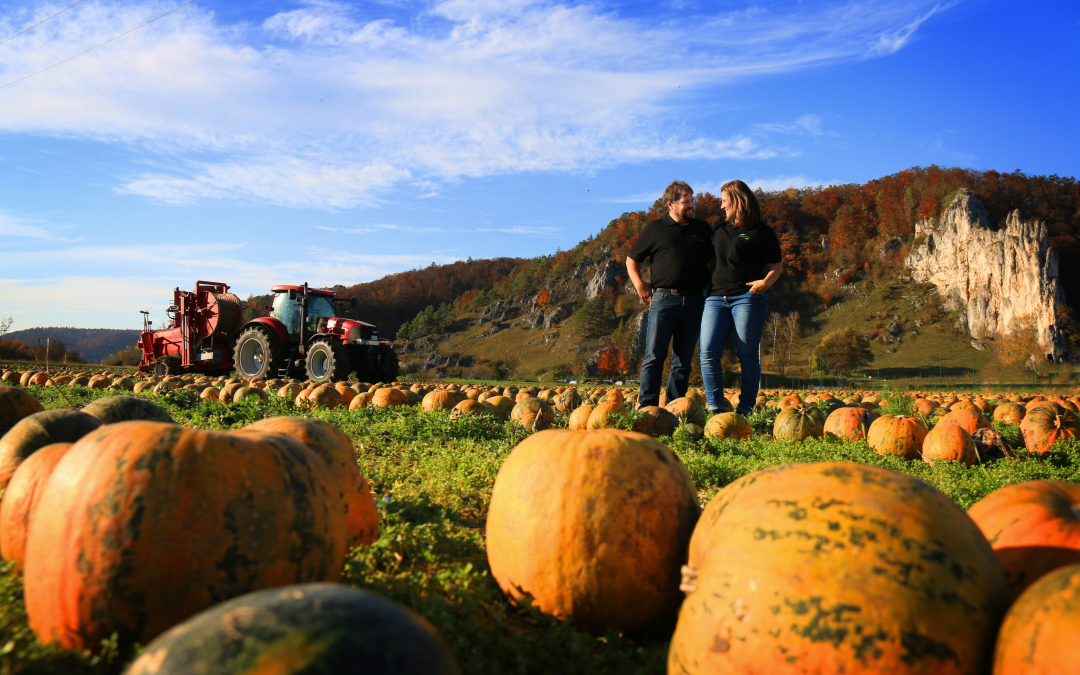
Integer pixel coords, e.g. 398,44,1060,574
360,166,1079,387
1,327,140,364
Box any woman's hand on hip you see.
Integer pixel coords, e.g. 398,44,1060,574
746,279,768,294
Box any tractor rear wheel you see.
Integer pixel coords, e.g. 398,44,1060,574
233,326,284,380
305,340,351,383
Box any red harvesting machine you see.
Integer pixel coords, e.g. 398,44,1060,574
137,281,398,383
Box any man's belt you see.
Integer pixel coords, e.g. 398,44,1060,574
654,288,701,296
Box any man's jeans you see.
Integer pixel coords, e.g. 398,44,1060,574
638,291,705,408
700,291,768,415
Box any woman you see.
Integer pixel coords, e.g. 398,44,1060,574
700,180,783,416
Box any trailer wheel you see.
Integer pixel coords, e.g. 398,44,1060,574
233,326,284,380
153,357,181,377
306,340,351,383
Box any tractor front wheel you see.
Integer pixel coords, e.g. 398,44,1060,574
233,326,284,380
305,340,351,383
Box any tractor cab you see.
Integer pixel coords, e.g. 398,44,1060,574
270,286,337,340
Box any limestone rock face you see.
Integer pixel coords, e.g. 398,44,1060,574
585,260,619,300
905,189,1064,352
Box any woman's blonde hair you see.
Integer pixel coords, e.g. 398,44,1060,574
721,180,762,228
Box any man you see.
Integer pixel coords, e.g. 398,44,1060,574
626,181,714,408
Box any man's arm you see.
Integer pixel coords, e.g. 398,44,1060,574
626,257,652,304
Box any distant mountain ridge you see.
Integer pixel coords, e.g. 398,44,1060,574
2,327,140,364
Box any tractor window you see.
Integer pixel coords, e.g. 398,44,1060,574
272,293,336,339
306,296,335,333
272,293,302,338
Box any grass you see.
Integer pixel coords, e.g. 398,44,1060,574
2,380,1080,674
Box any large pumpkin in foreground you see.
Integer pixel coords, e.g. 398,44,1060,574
487,430,699,633
24,421,346,654
991,563,1080,675
0,442,71,569
238,417,379,546
124,583,459,675
967,480,1080,601
669,462,1007,675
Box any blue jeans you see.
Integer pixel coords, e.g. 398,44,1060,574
700,291,768,415
638,291,705,408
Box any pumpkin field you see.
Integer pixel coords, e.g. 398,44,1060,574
1,365,1079,675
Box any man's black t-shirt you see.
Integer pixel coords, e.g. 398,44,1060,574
710,221,783,296
627,214,714,291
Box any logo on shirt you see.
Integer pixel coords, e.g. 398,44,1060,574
738,234,752,239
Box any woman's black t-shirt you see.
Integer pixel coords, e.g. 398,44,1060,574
709,221,783,297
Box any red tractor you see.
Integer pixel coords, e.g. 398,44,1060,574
138,281,398,383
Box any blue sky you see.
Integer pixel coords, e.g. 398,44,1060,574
0,0,1077,330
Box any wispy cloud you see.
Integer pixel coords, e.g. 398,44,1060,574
753,114,830,137
474,225,560,236
0,0,954,208
695,176,837,194
0,212,74,241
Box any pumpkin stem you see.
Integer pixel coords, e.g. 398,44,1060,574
680,565,698,594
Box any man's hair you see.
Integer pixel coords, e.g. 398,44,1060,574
721,180,762,228
662,180,693,207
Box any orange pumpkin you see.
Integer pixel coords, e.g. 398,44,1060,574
822,406,878,441
238,417,378,547
991,563,1080,675
866,414,928,460
450,400,493,418
481,396,514,421
778,393,802,410
568,405,595,430
664,397,707,427
992,403,1025,424
24,422,346,654
632,406,679,437
669,462,1007,675
511,398,554,425
422,390,459,413
703,412,752,441
308,386,345,410
967,480,1080,601
349,391,374,410
940,408,992,434
584,400,626,429
0,443,72,570
0,410,103,492
911,398,938,416
0,385,45,437
922,422,979,465
1019,408,1080,453
333,384,356,406
369,387,407,408
487,430,699,633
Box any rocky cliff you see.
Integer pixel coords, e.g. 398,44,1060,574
905,188,1064,353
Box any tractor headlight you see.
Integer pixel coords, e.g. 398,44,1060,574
348,326,362,342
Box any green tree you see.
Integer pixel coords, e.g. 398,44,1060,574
812,327,873,377
574,297,618,337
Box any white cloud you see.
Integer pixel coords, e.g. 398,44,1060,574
0,212,74,241
0,0,954,207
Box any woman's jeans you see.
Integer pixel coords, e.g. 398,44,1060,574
700,291,768,416
638,291,705,408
